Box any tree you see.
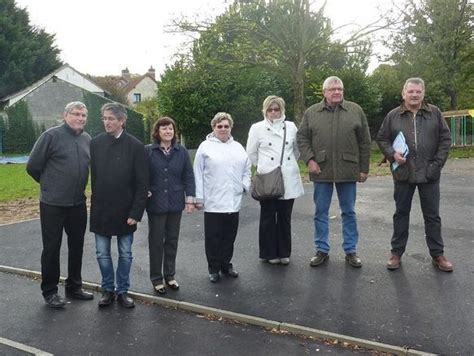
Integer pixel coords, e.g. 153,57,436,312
173,0,389,124
135,98,160,143
157,58,292,147
368,64,406,133
4,101,36,153
387,0,474,110
0,0,62,98
88,76,130,105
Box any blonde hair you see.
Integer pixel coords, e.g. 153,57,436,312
262,95,285,118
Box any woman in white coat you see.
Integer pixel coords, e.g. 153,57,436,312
194,112,251,282
246,96,304,265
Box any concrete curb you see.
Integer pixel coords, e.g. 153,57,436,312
0,265,435,356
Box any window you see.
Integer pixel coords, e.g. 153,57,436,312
133,93,142,103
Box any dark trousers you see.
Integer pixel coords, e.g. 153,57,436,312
39,202,87,297
392,180,444,257
148,212,182,285
204,212,239,274
259,199,294,259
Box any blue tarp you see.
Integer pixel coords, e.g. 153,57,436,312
0,156,29,164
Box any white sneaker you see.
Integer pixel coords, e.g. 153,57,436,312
268,258,281,264
280,258,290,265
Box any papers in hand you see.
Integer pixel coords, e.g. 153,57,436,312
392,132,409,171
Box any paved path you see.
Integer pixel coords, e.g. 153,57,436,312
1,272,372,356
1,159,473,355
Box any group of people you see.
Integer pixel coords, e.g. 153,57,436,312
26,75,453,310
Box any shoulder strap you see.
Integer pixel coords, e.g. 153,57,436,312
279,122,286,166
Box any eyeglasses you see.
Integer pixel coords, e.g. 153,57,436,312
216,124,230,129
326,87,343,92
267,107,281,112
69,112,87,118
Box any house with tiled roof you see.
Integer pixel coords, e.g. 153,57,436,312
121,67,157,105
93,67,158,106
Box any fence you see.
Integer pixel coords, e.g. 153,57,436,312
443,110,474,146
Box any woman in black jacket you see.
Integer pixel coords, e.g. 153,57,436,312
146,117,195,294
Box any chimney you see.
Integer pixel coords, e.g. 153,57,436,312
121,67,130,81
147,66,156,80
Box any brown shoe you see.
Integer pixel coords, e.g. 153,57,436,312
387,254,401,270
432,255,453,272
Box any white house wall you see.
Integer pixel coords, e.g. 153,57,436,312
56,67,104,94
127,77,157,104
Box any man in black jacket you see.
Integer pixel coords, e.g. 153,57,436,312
376,78,453,272
90,103,148,308
27,101,94,308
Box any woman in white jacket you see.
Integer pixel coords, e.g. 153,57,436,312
246,96,304,265
194,112,251,283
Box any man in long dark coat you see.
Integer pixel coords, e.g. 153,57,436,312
90,103,148,308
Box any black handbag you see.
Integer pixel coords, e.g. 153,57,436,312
251,122,286,201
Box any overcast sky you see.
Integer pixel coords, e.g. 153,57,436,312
14,0,393,77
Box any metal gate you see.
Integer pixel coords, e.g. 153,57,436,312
443,110,474,146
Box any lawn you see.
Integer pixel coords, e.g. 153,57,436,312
0,164,39,202
0,164,91,202
0,147,472,203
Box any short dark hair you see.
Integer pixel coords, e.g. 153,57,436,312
152,117,177,144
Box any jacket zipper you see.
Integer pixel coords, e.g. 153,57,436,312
413,112,418,150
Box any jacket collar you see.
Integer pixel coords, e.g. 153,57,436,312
398,100,432,114
264,116,286,129
106,130,127,143
150,141,179,151
206,132,234,144
62,122,83,136
315,99,349,112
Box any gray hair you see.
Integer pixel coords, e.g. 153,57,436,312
64,101,87,114
403,77,425,91
322,76,344,90
101,103,127,120
211,112,234,128
262,95,286,118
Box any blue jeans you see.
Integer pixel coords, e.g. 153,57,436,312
313,182,359,254
95,234,134,294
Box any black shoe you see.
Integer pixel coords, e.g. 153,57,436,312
66,288,94,300
221,268,239,278
209,273,220,283
98,291,115,308
345,253,362,268
310,251,329,267
117,293,135,308
44,293,65,308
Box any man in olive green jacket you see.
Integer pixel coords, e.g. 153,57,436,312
297,76,371,268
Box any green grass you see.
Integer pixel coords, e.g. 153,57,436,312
0,164,92,202
0,146,472,203
449,146,474,159
0,164,39,202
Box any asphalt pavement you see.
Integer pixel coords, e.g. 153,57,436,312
1,159,473,355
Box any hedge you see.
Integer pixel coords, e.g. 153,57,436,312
3,101,36,153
